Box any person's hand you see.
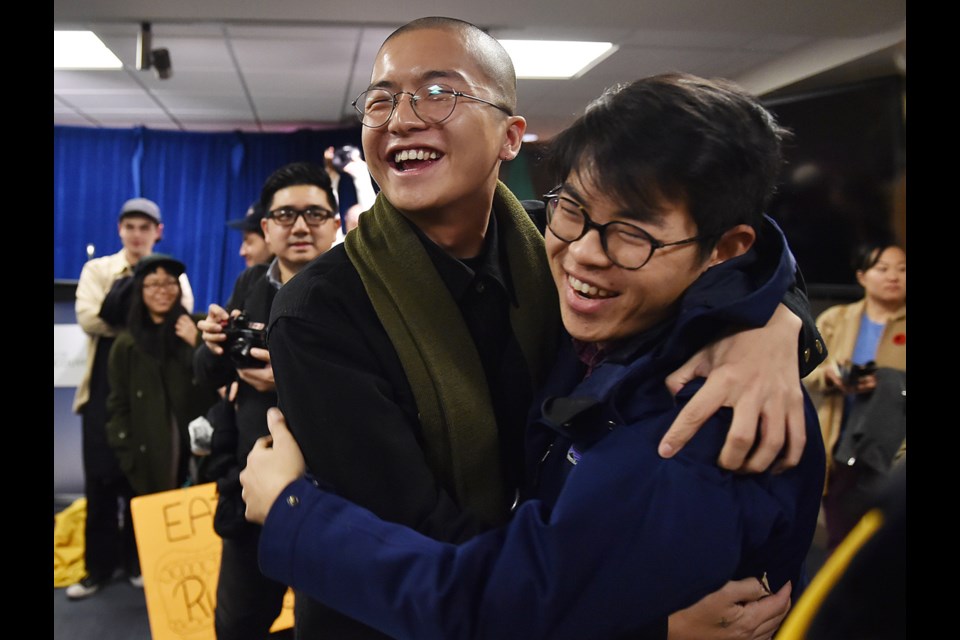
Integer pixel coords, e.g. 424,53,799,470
236,347,275,392
323,145,336,172
241,407,307,524
852,373,877,395
824,362,875,395
660,303,806,473
342,158,369,179
174,313,199,347
668,578,791,640
823,365,850,394
197,304,237,355
323,145,341,184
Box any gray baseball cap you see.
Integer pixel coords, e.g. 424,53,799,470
119,197,162,224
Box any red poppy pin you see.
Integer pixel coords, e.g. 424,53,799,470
892,333,906,345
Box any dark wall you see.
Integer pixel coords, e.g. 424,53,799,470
764,76,906,286
517,75,907,291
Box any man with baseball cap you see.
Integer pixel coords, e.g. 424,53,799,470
227,201,274,269
67,197,194,600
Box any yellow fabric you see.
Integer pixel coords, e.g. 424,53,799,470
776,508,885,638
53,498,88,587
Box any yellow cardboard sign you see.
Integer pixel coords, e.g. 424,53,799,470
130,483,294,640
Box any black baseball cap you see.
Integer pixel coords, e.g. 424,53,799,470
134,253,186,279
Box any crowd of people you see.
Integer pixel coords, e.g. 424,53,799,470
62,15,904,640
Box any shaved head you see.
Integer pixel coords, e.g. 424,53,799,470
382,17,518,113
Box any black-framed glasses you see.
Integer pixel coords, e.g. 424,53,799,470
142,278,179,291
544,189,703,270
266,206,336,227
352,83,512,128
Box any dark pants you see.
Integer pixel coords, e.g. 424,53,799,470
823,462,886,550
215,528,289,640
81,336,139,582
83,473,138,582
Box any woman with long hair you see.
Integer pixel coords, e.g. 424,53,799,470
805,243,906,548
106,254,217,499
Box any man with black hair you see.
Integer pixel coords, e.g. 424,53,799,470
194,162,339,640
67,198,194,600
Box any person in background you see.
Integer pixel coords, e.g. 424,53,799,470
341,203,365,235
228,201,274,269
804,243,906,549
105,254,216,499
241,73,825,640
325,144,378,245
67,197,194,600
195,162,340,640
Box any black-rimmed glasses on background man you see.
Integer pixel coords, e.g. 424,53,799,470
352,83,512,128
266,207,336,227
544,189,704,270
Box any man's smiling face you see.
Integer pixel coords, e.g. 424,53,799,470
360,27,523,221
547,169,712,347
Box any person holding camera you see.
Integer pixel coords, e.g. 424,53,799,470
804,243,906,549
194,161,339,640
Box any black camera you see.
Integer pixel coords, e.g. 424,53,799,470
222,313,268,369
842,360,877,386
331,145,362,173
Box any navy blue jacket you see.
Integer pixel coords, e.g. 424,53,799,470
257,219,825,640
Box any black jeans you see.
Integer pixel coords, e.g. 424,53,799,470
81,338,139,582
83,473,138,582
214,528,289,640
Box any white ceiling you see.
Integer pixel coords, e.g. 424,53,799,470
54,0,906,141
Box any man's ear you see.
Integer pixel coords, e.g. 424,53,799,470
155,222,164,243
499,115,527,161
260,218,273,250
706,224,756,267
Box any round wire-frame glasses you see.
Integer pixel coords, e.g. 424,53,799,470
352,83,512,128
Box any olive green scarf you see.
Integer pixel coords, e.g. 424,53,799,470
344,181,558,527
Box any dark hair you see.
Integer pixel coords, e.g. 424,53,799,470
547,73,789,260
258,162,337,215
248,200,267,238
127,262,187,359
382,17,517,114
853,242,905,272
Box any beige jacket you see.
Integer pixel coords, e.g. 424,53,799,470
72,250,194,413
804,299,906,468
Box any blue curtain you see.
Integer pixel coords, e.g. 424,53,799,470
54,125,362,310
